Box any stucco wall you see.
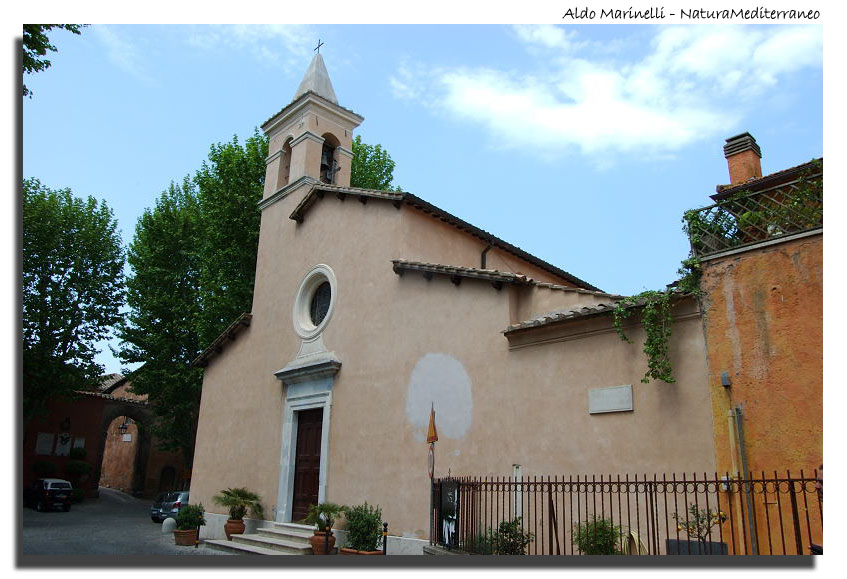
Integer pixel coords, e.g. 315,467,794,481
700,233,822,474
24,397,105,497
191,183,716,543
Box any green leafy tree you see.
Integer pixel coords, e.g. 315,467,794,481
23,178,125,424
23,24,86,97
194,131,268,347
118,133,267,461
118,179,204,463
350,135,398,191
119,130,396,461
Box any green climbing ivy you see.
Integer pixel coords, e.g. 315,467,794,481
612,258,702,384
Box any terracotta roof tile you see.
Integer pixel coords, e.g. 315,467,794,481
74,390,149,407
504,302,622,333
392,260,532,287
712,158,822,201
192,313,253,368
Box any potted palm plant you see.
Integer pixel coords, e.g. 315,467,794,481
339,502,385,555
213,487,265,540
304,502,345,555
173,503,205,546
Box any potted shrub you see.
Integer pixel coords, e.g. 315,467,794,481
304,502,345,555
573,516,622,555
173,503,205,546
213,487,265,540
340,502,384,555
668,504,728,555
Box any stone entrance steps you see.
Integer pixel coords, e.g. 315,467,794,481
205,521,319,555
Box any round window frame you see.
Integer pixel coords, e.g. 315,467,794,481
293,264,337,340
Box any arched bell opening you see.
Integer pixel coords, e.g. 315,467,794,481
278,137,293,188
319,133,341,184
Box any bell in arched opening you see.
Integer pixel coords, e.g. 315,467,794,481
320,141,340,184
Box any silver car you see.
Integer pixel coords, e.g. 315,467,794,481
151,490,189,523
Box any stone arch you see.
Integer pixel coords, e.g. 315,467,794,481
158,465,177,493
93,400,153,497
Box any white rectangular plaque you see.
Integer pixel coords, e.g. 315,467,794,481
589,384,633,414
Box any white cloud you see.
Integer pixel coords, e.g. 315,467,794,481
394,25,821,164
184,24,315,72
512,24,583,52
94,25,157,86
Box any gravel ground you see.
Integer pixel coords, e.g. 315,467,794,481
20,486,235,558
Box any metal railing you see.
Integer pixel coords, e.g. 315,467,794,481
684,169,822,258
430,471,822,555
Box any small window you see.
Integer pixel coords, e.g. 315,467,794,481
293,265,337,340
310,282,331,325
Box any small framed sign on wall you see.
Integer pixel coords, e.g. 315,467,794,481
588,384,633,414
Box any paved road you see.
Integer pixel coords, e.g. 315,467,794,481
21,487,235,557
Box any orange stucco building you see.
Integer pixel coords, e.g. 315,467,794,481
691,135,823,554
696,135,823,477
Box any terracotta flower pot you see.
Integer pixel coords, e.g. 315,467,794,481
224,518,246,541
339,547,383,555
173,528,198,546
310,530,336,554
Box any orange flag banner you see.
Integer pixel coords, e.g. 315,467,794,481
426,404,438,444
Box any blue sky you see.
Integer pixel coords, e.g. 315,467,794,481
17,13,825,375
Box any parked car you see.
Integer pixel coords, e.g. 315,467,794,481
150,492,167,522
151,490,189,523
24,478,73,512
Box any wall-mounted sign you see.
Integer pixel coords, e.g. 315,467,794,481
588,384,633,414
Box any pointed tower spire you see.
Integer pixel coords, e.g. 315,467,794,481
260,52,363,200
293,53,338,104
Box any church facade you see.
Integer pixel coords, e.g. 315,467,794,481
188,54,716,551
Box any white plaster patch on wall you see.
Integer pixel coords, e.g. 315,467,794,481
405,353,473,442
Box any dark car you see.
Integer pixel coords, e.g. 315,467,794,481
24,478,73,512
151,490,189,523
150,492,167,522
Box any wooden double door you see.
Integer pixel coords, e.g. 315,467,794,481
291,408,323,522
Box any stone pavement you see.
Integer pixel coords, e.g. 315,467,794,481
21,486,235,557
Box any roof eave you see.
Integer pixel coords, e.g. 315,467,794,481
192,313,253,368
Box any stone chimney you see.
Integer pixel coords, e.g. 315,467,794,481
723,132,762,185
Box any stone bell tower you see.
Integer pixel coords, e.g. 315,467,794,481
261,52,364,200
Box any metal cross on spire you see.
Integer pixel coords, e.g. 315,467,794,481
314,39,324,53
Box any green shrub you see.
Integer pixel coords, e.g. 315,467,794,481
470,532,493,555
32,460,57,477
71,488,85,503
69,447,87,460
343,502,383,551
485,517,534,555
65,460,91,477
573,516,622,555
176,503,206,530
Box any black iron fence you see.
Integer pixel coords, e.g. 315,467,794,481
430,471,822,555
